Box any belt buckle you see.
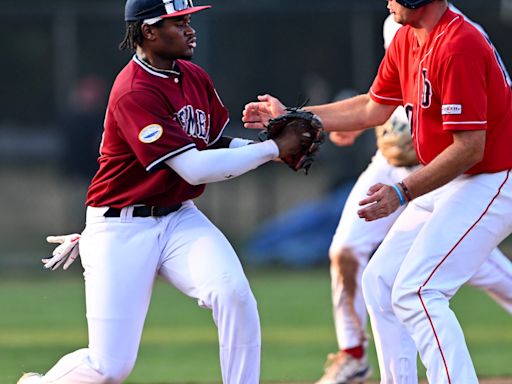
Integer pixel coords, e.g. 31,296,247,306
150,206,156,217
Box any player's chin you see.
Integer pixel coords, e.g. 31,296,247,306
179,49,194,61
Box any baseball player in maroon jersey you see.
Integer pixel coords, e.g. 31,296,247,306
315,8,512,384
17,0,307,383
243,0,512,382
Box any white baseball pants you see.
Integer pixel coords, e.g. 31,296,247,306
362,170,512,384
40,200,261,384
330,152,512,351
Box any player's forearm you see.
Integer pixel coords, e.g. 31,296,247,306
401,130,485,200
165,140,278,185
306,94,394,132
208,136,254,149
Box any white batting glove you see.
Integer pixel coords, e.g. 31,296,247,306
42,234,81,271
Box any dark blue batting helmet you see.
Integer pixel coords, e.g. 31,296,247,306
125,0,211,22
395,0,434,9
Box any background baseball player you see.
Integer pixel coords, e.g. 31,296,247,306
315,7,512,384
243,0,512,382
17,0,311,383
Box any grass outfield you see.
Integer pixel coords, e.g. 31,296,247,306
0,268,510,383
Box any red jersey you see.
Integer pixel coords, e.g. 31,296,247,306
86,55,229,208
370,9,512,174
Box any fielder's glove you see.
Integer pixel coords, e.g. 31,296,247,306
375,113,419,167
263,107,324,174
42,234,81,271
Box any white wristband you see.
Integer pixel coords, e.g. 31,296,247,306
229,138,255,148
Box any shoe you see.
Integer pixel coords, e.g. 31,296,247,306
17,373,43,384
315,351,372,384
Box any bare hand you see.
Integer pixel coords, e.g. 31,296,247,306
357,183,401,221
329,130,363,147
242,94,286,129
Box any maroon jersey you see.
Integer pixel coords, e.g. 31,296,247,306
86,55,229,208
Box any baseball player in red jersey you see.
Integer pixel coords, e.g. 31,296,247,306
243,0,512,382
17,1,307,383
315,8,512,384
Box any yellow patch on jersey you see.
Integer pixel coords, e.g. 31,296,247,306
138,124,163,143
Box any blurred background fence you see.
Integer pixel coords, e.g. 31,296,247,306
1,0,512,271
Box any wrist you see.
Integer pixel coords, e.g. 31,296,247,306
229,137,255,149
398,180,413,202
391,184,406,206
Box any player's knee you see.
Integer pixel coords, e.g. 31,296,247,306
329,242,354,262
213,274,258,313
361,261,380,307
329,246,357,272
210,275,260,343
330,248,359,294
391,284,421,323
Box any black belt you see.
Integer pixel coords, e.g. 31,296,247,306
104,204,182,218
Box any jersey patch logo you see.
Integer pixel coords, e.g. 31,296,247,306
442,104,462,115
138,124,163,143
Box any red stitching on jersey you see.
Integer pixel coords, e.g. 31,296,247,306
417,169,510,384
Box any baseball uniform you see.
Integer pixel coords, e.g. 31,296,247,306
363,8,512,384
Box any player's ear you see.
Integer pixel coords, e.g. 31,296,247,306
141,23,158,41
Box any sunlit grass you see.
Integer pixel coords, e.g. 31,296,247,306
0,268,510,383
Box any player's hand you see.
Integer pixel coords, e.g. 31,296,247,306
329,130,363,147
357,183,401,221
242,94,286,129
42,234,81,271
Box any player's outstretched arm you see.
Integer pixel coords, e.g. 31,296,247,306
165,130,308,185
244,93,396,134
243,94,286,129
42,234,81,271
307,94,396,133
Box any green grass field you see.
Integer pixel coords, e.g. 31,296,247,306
0,268,510,383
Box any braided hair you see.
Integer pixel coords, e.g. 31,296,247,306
119,20,144,51
119,19,165,51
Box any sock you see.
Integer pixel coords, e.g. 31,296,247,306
343,345,364,359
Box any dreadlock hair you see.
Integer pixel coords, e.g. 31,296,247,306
119,20,144,52
119,19,166,51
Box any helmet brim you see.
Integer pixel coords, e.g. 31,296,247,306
160,5,211,18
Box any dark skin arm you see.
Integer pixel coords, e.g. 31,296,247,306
209,136,234,149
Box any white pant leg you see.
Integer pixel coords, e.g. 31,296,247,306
362,202,426,384
43,207,164,383
330,151,415,349
391,171,512,384
467,247,512,314
157,201,260,384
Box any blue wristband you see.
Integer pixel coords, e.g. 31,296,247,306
392,184,406,206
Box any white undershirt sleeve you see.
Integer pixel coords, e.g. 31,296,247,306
165,140,279,185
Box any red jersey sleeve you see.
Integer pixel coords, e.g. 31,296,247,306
370,40,403,106
113,90,195,171
438,54,488,131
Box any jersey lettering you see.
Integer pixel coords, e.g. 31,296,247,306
405,104,414,136
176,105,210,143
421,68,432,108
